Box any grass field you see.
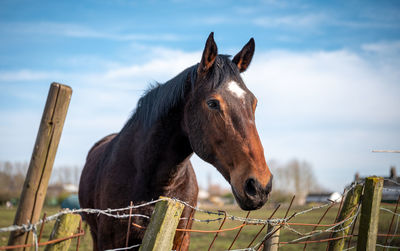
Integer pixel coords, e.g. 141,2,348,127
0,203,399,250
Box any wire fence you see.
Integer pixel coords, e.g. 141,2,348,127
0,177,399,250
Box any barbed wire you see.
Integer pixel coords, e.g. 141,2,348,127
274,177,400,247
252,224,277,250
0,209,151,234
380,195,400,247
384,178,400,187
248,181,365,250
381,207,400,217
1,177,396,251
0,178,364,234
105,244,141,251
388,210,400,243
224,248,253,251
280,205,360,244
342,246,355,251
32,226,38,251
376,243,400,249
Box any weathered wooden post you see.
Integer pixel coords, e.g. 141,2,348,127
139,197,184,251
44,214,81,251
328,184,363,251
357,176,383,251
8,83,72,250
263,224,280,251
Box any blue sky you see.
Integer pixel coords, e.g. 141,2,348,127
1,0,400,192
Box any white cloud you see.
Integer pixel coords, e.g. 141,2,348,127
253,13,327,28
0,22,183,41
253,12,400,31
362,40,400,54
1,46,399,191
245,49,400,126
100,49,199,83
0,70,60,82
199,16,233,25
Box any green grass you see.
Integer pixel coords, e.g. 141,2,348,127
189,203,400,251
0,207,93,251
1,203,399,250
189,204,338,251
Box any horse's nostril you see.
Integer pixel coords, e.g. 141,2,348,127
245,178,257,196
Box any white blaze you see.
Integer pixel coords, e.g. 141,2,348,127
227,81,246,99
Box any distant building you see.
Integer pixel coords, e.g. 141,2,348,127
46,183,79,206
305,192,342,204
354,166,400,202
47,183,78,198
198,189,209,201
197,179,236,206
61,194,80,209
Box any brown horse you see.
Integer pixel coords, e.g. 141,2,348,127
79,32,273,251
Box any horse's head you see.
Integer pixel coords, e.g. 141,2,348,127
184,33,273,210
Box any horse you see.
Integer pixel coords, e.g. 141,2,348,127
78,32,273,251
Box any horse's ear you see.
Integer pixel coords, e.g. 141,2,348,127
198,32,218,75
232,38,255,73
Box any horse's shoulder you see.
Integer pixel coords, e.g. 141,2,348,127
87,133,118,158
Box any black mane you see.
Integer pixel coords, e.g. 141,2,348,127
125,55,239,129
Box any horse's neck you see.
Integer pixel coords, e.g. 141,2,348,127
121,106,193,195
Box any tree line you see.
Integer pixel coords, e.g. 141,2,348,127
268,159,324,204
0,159,323,205
0,161,81,205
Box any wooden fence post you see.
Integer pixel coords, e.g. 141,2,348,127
44,214,81,251
8,83,72,250
263,224,280,251
328,184,363,251
357,176,383,251
139,197,184,251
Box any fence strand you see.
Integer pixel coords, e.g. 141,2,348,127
1,177,398,250
105,244,141,251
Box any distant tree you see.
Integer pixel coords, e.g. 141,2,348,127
0,161,84,205
0,161,28,204
269,159,323,204
52,165,81,185
73,166,80,185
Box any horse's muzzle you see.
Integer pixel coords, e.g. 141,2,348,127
233,175,273,210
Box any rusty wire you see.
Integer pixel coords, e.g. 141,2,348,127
247,204,281,248
208,210,227,251
1,181,381,251
384,195,400,250
0,229,84,250
276,232,400,246
378,233,400,237
177,207,194,251
76,217,82,251
125,201,134,248
282,205,360,246
37,213,47,244
227,211,251,250
256,212,298,251
255,196,296,251
133,221,246,233
326,188,346,251
303,202,335,250
279,234,354,245
346,204,359,250
285,204,358,235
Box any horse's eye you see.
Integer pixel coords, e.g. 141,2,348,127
207,99,220,110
